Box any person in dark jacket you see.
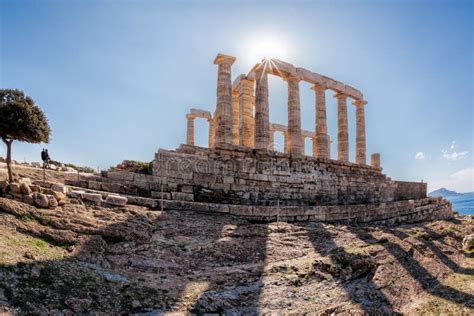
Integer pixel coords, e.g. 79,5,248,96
41,148,50,168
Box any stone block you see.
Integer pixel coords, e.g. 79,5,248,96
51,183,69,194
69,190,85,199
229,205,253,216
171,192,194,202
101,182,123,193
150,191,171,200
88,181,102,191
181,185,194,193
105,195,128,207
83,193,103,203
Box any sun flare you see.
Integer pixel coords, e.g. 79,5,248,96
241,35,291,66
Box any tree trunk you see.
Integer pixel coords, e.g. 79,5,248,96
2,138,13,183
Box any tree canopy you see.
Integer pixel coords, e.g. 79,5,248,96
0,89,51,144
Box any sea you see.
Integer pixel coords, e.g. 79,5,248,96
444,193,474,215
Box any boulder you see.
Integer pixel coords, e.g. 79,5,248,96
47,195,59,208
105,195,128,207
33,193,49,208
9,183,21,194
18,178,32,186
20,183,32,195
83,192,103,203
463,234,474,252
0,180,8,193
30,184,41,193
23,194,34,205
51,183,69,194
52,191,66,202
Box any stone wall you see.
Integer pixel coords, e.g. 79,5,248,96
394,180,427,201
65,144,427,209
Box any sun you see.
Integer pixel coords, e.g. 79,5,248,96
240,34,291,67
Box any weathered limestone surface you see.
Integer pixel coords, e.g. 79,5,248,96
335,93,349,161
371,153,381,169
254,70,270,150
214,54,235,145
231,90,240,145
239,79,255,148
354,99,367,164
286,76,304,155
312,84,329,159
186,114,194,145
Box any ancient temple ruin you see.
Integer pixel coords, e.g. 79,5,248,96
185,54,369,164
66,53,453,224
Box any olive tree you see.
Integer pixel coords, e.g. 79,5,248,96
0,89,51,182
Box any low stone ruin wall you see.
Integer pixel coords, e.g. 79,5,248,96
65,144,427,208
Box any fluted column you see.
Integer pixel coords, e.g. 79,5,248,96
312,84,329,159
353,99,367,164
335,92,349,161
214,54,236,145
254,69,270,150
231,90,240,145
240,79,255,148
208,118,215,148
286,76,303,155
186,115,194,145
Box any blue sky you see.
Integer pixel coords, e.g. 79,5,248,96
1,0,473,192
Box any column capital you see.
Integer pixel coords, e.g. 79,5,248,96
333,92,347,99
311,84,326,91
186,114,195,120
352,99,368,107
282,74,300,83
213,53,236,65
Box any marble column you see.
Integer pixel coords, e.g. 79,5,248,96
284,131,290,154
335,92,349,161
214,54,236,145
286,76,303,155
254,69,270,150
312,84,329,159
240,79,255,148
353,99,367,164
371,153,380,168
208,118,215,148
231,90,240,145
186,115,194,145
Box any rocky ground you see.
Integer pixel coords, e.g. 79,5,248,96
0,165,473,315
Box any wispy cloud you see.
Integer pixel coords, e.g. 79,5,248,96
415,152,425,160
441,140,469,161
